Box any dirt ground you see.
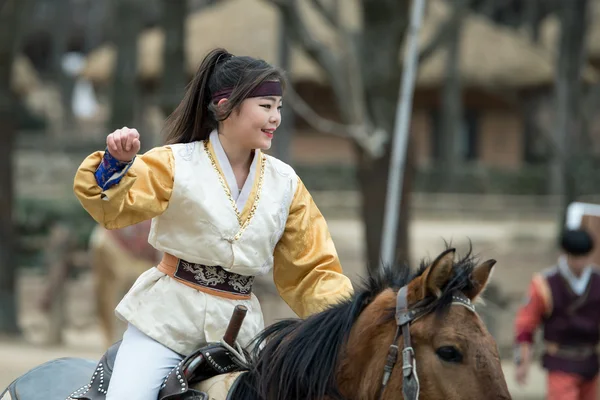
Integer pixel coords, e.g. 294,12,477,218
0,216,564,398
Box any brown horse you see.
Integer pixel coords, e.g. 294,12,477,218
3,248,511,400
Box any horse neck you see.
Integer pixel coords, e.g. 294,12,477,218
336,289,397,399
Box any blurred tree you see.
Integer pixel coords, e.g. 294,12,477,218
267,0,438,269
0,0,26,334
158,0,187,118
82,0,110,53
158,0,228,142
552,0,590,223
272,10,294,164
51,0,74,126
471,0,591,225
470,0,561,42
439,0,469,189
109,0,143,131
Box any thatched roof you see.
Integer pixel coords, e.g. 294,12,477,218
82,0,570,89
416,0,570,88
82,0,329,84
11,55,41,96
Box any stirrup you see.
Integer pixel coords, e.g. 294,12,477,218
158,342,247,399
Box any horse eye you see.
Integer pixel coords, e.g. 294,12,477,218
436,346,463,363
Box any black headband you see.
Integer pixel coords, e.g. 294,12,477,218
211,81,282,103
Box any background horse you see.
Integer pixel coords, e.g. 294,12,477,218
3,248,511,400
89,221,160,347
38,221,158,347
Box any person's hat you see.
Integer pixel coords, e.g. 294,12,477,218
560,229,594,256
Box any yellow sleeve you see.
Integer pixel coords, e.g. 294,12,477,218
273,177,354,318
73,146,174,229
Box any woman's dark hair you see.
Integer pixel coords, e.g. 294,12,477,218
164,48,286,144
560,228,594,256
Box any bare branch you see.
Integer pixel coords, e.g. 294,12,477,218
308,0,356,64
418,18,453,64
265,0,386,156
310,0,339,28
264,0,340,79
265,0,365,123
523,0,541,42
419,0,482,65
285,84,387,157
284,85,352,137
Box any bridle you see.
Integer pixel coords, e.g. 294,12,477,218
377,287,476,400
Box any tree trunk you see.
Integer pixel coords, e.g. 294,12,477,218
357,72,414,271
552,0,589,224
52,0,73,129
523,0,541,42
0,0,22,334
84,0,110,52
158,0,187,118
273,12,293,164
522,97,542,163
440,0,468,188
109,0,143,131
271,0,417,271
356,136,415,270
358,1,412,271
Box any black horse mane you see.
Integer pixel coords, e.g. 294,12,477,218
230,248,478,400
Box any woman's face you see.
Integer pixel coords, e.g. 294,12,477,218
220,95,282,150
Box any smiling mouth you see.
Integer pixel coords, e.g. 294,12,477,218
262,129,275,136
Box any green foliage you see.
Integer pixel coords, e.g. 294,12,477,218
16,100,46,130
15,196,96,268
296,163,554,195
415,165,551,195
295,164,358,191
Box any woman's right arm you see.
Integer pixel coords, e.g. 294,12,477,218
73,146,174,229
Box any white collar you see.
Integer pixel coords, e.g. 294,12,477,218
558,255,592,296
209,129,258,210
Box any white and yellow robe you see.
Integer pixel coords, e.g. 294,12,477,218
73,130,353,355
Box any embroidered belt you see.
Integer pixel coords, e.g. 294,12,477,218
157,253,254,300
545,341,597,360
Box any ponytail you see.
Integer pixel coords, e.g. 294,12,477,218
164,48,231,144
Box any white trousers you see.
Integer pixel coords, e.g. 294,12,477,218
106,323,184,400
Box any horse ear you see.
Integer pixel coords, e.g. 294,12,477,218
464,259,496,300
419,248,455,299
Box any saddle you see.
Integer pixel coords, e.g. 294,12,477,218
68,341,247,400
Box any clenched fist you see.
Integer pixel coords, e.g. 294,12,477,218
107,127,141,162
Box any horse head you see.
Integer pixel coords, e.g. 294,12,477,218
337,248,512,399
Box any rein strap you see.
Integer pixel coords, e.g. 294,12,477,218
377,287,475,400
